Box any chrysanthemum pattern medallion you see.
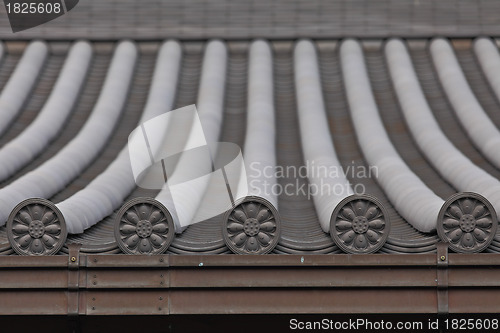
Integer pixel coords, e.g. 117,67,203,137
7,198,67,256
437,192,497,253
223,196,281,254
330,194,390,254
115,198,175,255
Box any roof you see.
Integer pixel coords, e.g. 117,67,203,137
0,37,499,256
2,0,500,321
1,0,500,40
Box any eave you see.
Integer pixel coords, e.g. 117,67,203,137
1,243,499,316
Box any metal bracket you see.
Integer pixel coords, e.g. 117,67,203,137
67,243,82,318
436,242,449,316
